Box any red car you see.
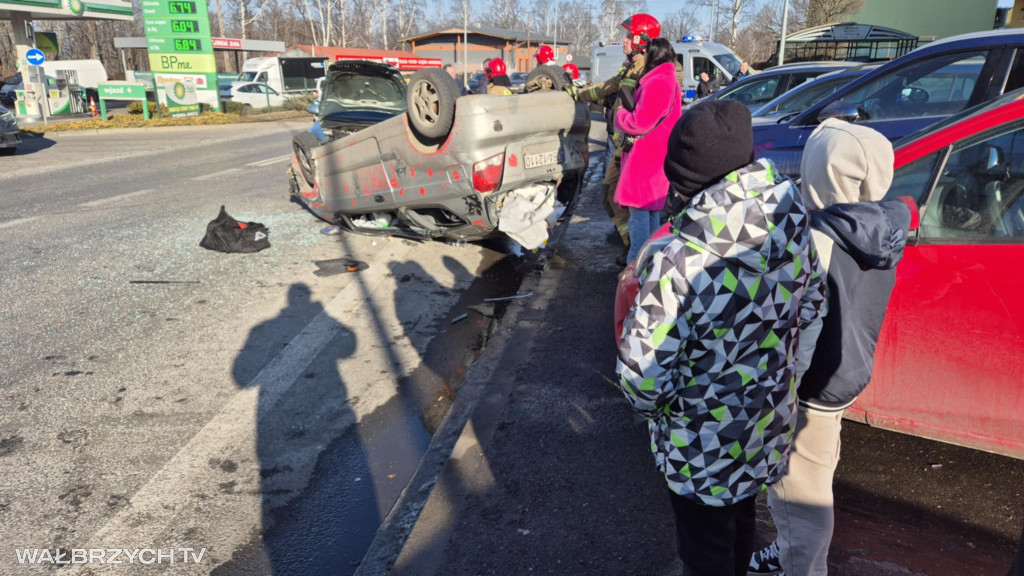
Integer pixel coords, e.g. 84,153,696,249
615,90,1024,460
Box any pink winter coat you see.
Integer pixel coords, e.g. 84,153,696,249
614,61,682,211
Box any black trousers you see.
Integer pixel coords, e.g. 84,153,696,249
668,490,757,576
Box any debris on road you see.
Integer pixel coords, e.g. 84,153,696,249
451,313,469,325
313,258,368,277
199,206,271,253
483,293,533,303
320,225,342,235
467,303,497,318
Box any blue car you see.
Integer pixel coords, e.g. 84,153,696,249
697,61,857,112
753,28,1024,177
751,64,878,121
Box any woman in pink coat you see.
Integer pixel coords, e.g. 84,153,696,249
615,37,683,263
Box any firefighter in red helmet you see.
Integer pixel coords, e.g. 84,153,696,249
571,13,661,263
535,45,555,66
562,62,580,80
484,58,513,96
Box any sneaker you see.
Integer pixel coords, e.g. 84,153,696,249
749,540,782,574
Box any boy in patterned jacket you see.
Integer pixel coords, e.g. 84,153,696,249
617,100,826,576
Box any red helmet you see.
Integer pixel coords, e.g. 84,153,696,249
485,58,507,80
562,63,579,80
621,13,661,53
535,45,555,65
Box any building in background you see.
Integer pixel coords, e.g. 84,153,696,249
1009,0,1024,27
847,0,998,41
401,26,572,74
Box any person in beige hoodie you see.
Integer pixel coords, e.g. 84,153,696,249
749,118,913,576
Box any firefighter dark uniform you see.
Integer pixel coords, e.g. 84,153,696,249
574,54,646,247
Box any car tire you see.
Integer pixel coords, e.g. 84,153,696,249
525,65,568,92
406,68,459,139
292,131,320,188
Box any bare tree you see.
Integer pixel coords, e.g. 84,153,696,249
662,6,702,42
486,0,522,30
805,0,864,27
387,0,424,48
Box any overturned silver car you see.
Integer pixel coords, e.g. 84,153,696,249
289,63,590,249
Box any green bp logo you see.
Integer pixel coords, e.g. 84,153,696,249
173,82,186,100
67,0,84,15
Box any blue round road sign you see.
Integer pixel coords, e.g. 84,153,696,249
26,49,45,66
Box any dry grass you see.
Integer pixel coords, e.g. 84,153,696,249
20,109,307,133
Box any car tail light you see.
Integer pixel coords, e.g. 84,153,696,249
576,139,589,166
473,153,504,193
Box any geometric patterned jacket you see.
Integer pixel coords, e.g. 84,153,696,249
617,159,827,506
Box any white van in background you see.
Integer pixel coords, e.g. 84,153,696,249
590,37,743,103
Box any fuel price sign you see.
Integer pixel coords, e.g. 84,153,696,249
142,0,219,111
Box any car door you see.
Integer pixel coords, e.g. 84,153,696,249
858,114,1024,459
255,84,284,108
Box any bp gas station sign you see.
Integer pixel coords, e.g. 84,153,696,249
141,0,219,113
97,82,149,119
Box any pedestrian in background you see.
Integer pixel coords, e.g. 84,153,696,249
735,61,754,81
613,37,681,264
697,71,720,99
444,63,457,80
749,118,911,576
618,99,826,576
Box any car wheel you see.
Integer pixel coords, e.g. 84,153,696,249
525,65,568,93
406,68,459,139
241,104,253,117
292,131,320,188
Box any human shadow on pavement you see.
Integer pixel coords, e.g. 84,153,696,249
219,282,371,576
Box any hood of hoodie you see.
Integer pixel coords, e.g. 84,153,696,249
811,198,912,271
671,158,807,273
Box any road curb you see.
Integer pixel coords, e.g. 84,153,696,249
354,166,597,576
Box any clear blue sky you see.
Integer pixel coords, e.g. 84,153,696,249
643,0,1014,26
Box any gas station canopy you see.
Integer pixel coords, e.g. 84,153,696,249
0,0,132,21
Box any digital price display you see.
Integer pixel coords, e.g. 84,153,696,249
168,1,197,14
171,19,198,33
173,38,203,52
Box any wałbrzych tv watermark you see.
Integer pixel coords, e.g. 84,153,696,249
15,548,207,565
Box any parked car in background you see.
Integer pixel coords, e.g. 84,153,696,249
229,82,285,113
754,28,1024,177
0,72,22,106
751,64,878,121
698,61,857,111
510,72,529,93
0,104,20,155
615,88,1024,461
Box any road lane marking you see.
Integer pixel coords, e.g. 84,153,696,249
192,167,243,181
63,239,429,575
80,189,155,208
0,216,41,230
246,154,291,167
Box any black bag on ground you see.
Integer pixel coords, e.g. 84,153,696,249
199,205,271,253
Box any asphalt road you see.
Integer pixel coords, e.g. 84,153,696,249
0,121,534,575
2,117,1022,576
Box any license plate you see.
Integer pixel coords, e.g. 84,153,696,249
524,150,558,169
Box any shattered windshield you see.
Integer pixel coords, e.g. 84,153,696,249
321,72,407,117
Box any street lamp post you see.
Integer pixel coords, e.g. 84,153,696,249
778,0,790,66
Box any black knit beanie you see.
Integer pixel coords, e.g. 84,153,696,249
663,100,754,206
